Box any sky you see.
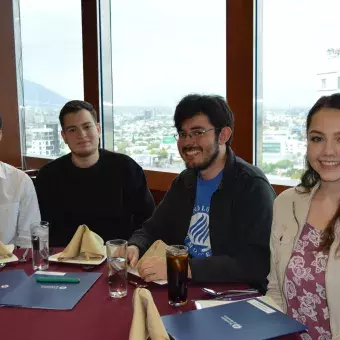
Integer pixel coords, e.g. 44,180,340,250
262,0,340,107
19,0,84,100
19,0,226,106
109,0,226,106
18,0,340,108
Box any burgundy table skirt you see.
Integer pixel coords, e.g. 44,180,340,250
0,249,299,340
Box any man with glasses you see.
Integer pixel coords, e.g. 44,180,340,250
127,94,276,290
35,100,155,246
0,114,40,247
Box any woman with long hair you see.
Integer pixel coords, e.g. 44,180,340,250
267,93,340,340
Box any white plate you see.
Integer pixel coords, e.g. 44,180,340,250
0,244,19,264
49,248,106,266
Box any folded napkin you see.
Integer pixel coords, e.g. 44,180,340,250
136,240,167,269
58,225,105,261
0,241,12,258
129,288,170,340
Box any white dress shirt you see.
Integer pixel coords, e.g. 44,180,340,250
0,162,41,247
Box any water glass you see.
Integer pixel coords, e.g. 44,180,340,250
106,239,128,298
166,245,189,307
30,221,49,271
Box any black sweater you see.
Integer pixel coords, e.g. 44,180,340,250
129,148,276,289
36,149,155,246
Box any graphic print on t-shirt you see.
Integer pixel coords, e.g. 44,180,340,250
184,170,223,258
185,205,212,257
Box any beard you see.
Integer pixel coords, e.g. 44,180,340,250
183,142,220,171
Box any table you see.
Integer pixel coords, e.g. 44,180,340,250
0,249,298,340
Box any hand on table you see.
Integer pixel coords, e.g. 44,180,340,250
127,245,139,267
138,256,167,282
128,246,192,281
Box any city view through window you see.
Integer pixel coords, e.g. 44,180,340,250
256,0,340,184
18,0,226,174
18,0,84,158
107,0,226,172
17,0,340,184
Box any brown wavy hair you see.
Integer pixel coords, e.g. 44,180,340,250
298,93,340,254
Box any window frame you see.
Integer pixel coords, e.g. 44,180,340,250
4,0,288,195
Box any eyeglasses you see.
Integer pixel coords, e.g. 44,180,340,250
173,128,220,141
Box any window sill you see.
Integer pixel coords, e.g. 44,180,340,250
24,155,292,195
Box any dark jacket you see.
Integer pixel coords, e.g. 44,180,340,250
36,149,155,246
129,148,276,288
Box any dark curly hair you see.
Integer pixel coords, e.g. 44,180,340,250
174,94,234,147
299,93,340,255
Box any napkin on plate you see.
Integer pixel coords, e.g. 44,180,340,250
129,288,170,340
136,240,167,269
0,241,13,258
58,225,105,261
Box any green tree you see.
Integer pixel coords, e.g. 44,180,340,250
158,148,168,159
150,148,168,159
147,143,160,150
117,141,129,154
286,168,304,180
275,159,294,169
262,162,275,174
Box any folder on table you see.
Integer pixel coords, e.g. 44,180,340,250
162,298,307,340
0,272,101,310
0,270,28,302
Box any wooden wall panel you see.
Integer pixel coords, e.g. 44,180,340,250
0,1,21,166
144,170,177,192
81,0,100,116
24,156,51,170
227,0,254,164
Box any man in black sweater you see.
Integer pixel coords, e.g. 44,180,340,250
127,94,276,289
35,100,155,246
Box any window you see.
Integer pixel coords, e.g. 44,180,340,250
16,0,84,158
255,0,340,185
101,0,226,172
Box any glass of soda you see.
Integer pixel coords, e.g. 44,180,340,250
106,239,128,298
30,221,49,271
166,245,188,307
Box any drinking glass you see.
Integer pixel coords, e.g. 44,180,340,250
166,245,188,307
30,221,49,271
106,239,128,298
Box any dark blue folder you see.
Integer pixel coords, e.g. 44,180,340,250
162,298,307,340
0,272,101,310
0,270,28,302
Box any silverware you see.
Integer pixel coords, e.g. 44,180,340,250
212,291,259,300
128,280,148,288
191,291,259,302
18,248,30,263
202,287,259,297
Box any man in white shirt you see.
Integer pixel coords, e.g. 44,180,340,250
0,115,40,247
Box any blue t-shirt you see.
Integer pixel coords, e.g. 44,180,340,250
184,170,223,258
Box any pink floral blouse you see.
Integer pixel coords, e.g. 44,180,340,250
284,223,331,340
